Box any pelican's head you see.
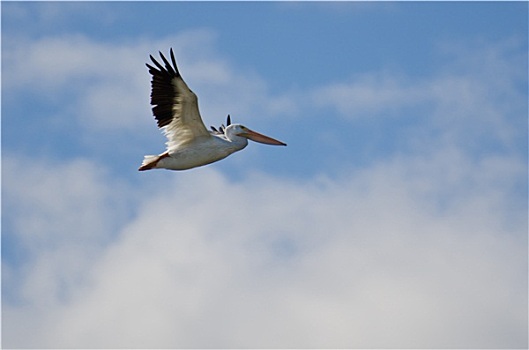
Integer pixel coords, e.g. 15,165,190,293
227,124,287,146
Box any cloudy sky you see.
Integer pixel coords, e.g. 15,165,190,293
2,1,527,348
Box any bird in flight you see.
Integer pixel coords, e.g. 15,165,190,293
139,48,286,171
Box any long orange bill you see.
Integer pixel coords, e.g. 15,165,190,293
245,129,287,146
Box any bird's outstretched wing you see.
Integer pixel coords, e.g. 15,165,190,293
146,48,210,148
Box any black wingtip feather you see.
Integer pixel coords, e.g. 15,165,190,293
146,48,186,129
158,51,177,77
148,54,165,73
169,48,179,75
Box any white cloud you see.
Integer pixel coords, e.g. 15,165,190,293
2,29,294,140
3,144,526,348
312,39,527,156
5,28,523,178
2,15,527,349
2,156,132,309
312,71,421,118
3,31,211,132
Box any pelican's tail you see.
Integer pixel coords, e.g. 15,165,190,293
138,152,170,171
138,155,159,171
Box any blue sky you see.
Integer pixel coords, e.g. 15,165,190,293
2,1,528,348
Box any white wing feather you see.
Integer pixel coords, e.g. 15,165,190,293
146,49,210,150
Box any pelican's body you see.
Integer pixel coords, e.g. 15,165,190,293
139,49,286,171
148,127,247,170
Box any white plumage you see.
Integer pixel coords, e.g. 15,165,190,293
139,49,286,171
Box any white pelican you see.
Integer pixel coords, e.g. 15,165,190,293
139,48,286,171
